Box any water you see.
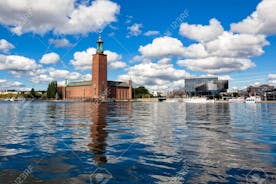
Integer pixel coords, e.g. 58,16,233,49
0,101,276,184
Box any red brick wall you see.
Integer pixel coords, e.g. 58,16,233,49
116,87,130,100
64,86,93,99
92,54,107,99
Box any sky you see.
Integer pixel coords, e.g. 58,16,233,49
0,0,276,92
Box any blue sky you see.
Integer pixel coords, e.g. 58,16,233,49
0,0,276,91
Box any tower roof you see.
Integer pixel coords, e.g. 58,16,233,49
96,34,104,54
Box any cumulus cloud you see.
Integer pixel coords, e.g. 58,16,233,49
70,47,127,70
205,32,269,58
40,52,60,64
70,48,95,70
218,75,233,81
48,68,80,80
0,54,39,71
109,61,127,69
0,0,120,35
119,62,190,91
157,57,171,65
0,79,24,88
138,36,186,58
127,23,142,37
268,74,276,85
31,74,53,83
179,18,224,42
0,39,14,53
231,0,276,35
177,57,255,74
268,74,276,79
49,38,73,48
144,30,160,36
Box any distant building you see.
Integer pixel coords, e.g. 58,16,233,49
265,89,276,101
247,84,274,96
246,84,275,101
58,36,132,100
184,77,228,96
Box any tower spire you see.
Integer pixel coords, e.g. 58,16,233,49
96,33,104,54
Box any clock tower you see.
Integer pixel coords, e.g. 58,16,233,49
92,35,107,99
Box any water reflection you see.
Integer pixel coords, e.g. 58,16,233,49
0,102,276,183
88,103,108,165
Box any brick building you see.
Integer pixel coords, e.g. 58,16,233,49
58,36,132,101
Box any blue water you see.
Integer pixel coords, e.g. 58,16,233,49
0,101,276,184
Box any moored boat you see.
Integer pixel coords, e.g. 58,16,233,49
245,96,261,103
183,97,215,103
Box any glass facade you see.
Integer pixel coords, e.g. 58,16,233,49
184,77,228,96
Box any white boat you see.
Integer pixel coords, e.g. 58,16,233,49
183,97,215,103
9,98,15,102
229,97,245,103
245,96,261,103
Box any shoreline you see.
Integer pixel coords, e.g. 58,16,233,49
1,98,276,103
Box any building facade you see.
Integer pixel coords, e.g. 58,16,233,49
58,36,132,100
184,77,228,96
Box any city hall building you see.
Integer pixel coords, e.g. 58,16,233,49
58,36,132,101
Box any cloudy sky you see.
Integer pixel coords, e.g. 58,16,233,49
0,0,276,91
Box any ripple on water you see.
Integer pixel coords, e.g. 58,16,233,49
0,101,276,183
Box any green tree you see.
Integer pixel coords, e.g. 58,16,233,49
133,86,152,98
30,88,36,98
47,81,58,99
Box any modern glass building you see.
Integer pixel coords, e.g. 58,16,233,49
184,77,228,96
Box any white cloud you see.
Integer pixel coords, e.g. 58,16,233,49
205,32,269,58
268,74,276,85
40,52,60,64
109,61,127,69
177,57,255,74
218,75,233,81
0,39,14,53
138,36,186,58
70,47,127,70
0,79,24,88
175,15,269,75
48,68,80,80
268,74,276,79
119,62,190,91
80,74,92,81
31,74,53,83
231,0,276,35
70,48,95,70
144,30,160,36
0,54,39,71
157,58,171,65
183,43,208,58
49,38,73,48
179,18,224,42
139,30,268,75
127,23,142,37
0,0,120,35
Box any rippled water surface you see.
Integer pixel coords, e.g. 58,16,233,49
0,101,276,183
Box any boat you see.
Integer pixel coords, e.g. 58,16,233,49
245,96,261,103
9,98,15,102
229,97,245,103
183,97,215,103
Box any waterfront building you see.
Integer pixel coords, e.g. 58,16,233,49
266,89,276,101
247,84,274,96
58,36,132,100
184,77,228,96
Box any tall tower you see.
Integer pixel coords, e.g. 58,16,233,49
92,35,107,99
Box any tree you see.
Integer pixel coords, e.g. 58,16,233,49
30,88,36,98
47,81,58,99
133,86,152,98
